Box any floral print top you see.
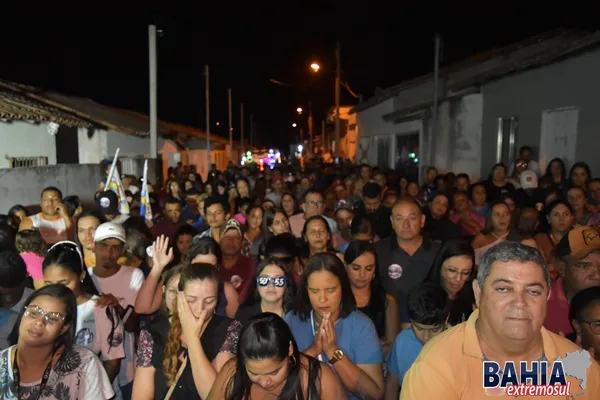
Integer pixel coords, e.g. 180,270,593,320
0,345,114,400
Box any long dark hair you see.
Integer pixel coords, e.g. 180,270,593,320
226,313,320,400
344,240,387,337
42,241,120,352
427,239,476,325
244,257,297,313
74,209,107,253
9,284,77,361
295,253,356,321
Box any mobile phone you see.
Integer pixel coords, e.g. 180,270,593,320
122,305,134,324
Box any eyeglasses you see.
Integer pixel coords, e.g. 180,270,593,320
580,320,600,334
307,201,324,208
24,305,65,326
256,275,288,288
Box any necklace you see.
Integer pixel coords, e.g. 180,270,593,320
491,231,509,240
12,347,56,400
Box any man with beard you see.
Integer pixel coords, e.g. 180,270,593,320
363,182,392,239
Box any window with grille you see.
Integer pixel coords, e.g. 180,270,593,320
9,157,48,168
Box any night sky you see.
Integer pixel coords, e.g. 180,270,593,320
1,7,596,149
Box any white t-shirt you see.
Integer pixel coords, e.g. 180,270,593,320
0,345,114,400
87,266,144,386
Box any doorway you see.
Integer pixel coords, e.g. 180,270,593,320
55,125,79,164
495,117,517,168
395,132,420,181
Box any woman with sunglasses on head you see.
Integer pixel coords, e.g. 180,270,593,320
234,257,297,326
42,241,125,389
0,284,114,399
208,312,347,400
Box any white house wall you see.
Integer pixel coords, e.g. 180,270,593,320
424,94,483,179
0,121,57,168
106,130,150,157
78,128,108,164
480,48,600,177
355,98,395,165
450,94,483,181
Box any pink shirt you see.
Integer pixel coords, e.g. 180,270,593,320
543,278,572,336
20,252,44,280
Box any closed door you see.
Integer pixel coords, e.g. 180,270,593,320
539,107,578,172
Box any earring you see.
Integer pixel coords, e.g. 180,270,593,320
289,355,296,367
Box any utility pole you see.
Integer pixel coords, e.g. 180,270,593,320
228,88,233,160
148,25,158,159
429,34,441,183
308,101,313,154
321,120,326,152
334,41,341,159
205,65,210,175
240,103,245,154
250,113,254,147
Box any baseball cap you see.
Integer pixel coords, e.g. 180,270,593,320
520,170,538,190
221,219,243,238
556,225,600,261
334,199,356,214
332,179,345,189
94,222,126,243
97,191,119,215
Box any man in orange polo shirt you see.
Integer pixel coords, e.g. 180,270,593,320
401,241,600,399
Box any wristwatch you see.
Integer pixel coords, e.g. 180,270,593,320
329,349,344,365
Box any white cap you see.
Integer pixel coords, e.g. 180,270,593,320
94,222,126,243
520,170,538,190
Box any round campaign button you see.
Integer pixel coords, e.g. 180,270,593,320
388,264,403,279
230,275,243,289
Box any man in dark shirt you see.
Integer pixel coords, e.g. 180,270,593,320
363,182,393,239
375,198,440,323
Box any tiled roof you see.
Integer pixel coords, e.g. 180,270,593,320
0,79,238,146
0,81,93,127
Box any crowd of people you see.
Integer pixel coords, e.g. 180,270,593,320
0,146,599,399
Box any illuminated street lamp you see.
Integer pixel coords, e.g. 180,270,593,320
296,107,303,114
292,123,297,128
310,62,320,72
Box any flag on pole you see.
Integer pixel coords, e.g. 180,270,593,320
140,160,153,221
105,166,130,215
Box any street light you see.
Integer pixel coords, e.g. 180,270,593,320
308,43,341,158
296,107,303,114
292,123,297,128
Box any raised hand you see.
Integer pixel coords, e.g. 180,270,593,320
152,235,174,272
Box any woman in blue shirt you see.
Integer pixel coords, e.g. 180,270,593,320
284,253,384,399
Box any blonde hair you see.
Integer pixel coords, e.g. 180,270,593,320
163,303,183,386
162,262,220,386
